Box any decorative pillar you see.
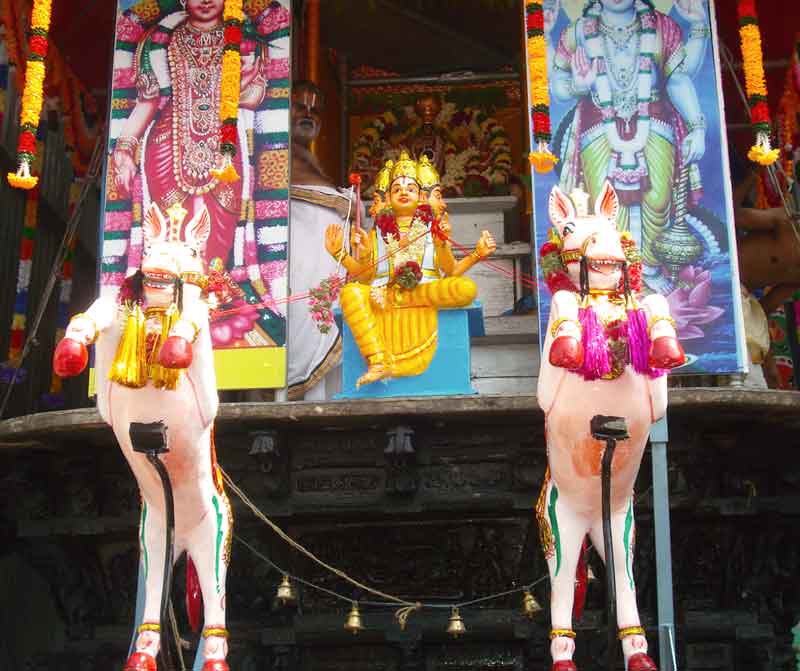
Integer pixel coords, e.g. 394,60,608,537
305,0,320,84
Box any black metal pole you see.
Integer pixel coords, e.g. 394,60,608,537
601,437,618,671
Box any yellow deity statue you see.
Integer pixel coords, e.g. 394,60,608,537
325,151,496,387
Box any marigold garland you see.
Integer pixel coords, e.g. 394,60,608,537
738,0,780,167
7,0,52,190
526,0,557,174
210,0,244,183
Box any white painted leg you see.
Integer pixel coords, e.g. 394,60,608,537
124,499,166,670
184,488,232,669
542,479,590,666
589,501,653,668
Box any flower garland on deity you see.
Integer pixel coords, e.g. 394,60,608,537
738,0,780,166
7,0,52,190
350,104,513,198
776,34,800,183
211,0,244,183
526,0,557,173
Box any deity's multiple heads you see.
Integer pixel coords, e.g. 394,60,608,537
371,151,446,218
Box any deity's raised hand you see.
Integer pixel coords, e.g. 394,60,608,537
475,230,497,259
674,0,707,25
571,47,597,93
324,223,345,257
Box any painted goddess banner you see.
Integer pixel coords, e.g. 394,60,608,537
526,0,746,374
100,0,291,389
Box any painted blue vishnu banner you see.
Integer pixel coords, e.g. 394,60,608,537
527,0,746,374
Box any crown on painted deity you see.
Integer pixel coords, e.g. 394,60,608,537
374,159,394,194
416,155,440,191
390,150,419,184
569,185,590,218
166,201,189,242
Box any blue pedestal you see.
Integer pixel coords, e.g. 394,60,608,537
336,303,484,399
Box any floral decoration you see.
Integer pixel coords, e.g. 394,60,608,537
526,0,557,173
738,0,780,166
7,0,52,189
309,274,344,334
393,260,423,290
210,0,244,183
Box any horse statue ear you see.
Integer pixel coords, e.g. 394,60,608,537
548,186,576,238
594,180,619,225
143,203,168,246
184,206,211,252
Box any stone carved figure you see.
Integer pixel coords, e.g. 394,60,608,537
536,183,685,671
53,202,232,671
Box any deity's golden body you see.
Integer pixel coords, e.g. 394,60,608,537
325,152,496,387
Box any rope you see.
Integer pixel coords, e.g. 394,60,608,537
221,469,417,607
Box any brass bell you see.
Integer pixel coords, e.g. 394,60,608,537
447,607,466,638
276,575,295,604
344,602,363,634
522,590,542,618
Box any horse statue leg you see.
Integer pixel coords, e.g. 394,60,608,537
538,472,590,671
588,498,657,671
183,429,233,671
124,491,170,671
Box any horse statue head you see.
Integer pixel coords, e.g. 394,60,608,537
548,181,626,295
140,202,211,308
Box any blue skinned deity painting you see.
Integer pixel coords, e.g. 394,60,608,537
529,0,746,374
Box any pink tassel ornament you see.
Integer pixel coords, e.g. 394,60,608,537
578,305,611,380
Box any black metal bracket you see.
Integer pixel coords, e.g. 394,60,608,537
591,414,628,671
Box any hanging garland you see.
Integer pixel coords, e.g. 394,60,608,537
737,0,780,166
776,35,800,182
526,0,557,174
4,187,40,377
210,0,244,183
7,0,52,190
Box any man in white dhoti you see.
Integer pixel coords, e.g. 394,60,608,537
288,81,354,400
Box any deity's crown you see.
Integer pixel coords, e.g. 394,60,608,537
416,155,440,191
166,202,189,242
374,159,394,194
390,150,419,184
569,185,590,218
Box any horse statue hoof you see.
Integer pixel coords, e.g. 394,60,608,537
53,337,89,377
649,336,685,369
158,335,193,369
123,652,157,671
201,661,230,671
549,336,584,370
627,652,658,671
551,661,578,671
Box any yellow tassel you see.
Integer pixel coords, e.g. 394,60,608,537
7,160,39,190
210,154,240,183
109,304,147,388
149,305,182,391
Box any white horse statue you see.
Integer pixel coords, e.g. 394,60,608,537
53,202,231,671
537,182,685,671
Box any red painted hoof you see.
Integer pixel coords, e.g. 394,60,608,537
123,652,157,671
551,661,578,671
202,661,230,671
53,337,89,377
649,336,685,369
158,336,193,369
627,652,658,671
549,336,583,369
